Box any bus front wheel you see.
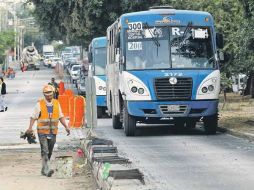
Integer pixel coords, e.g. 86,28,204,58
204,114,218,135
186,119,197,129
123,105,136,136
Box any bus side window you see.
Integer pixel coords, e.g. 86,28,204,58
115,33,121,63
115,33,120,48
109,30,114,64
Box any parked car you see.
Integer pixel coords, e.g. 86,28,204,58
70,65,81,83
77,78,86,95
64,57,77,69
43,55,54,67
50,57,63,68
67,62,79,74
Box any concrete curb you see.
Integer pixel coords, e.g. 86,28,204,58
217,127,254,141
80,137,151,190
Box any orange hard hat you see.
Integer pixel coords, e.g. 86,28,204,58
43,85,54,95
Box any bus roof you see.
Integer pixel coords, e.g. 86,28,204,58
118,8,214,28
90,36,107,49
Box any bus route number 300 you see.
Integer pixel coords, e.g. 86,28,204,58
128,22,143,31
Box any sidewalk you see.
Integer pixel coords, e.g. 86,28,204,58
218,93,254,141
0,65,98,189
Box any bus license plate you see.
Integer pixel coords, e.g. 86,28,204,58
168,105,180,111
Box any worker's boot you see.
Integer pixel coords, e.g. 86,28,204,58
47,169,54,177
42,155,54,177
41,155,49,176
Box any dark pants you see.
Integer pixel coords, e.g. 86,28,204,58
38,135,56,175
38,135,56,160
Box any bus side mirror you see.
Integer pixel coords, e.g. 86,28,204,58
216,33,224,49
88,52,92,63
219,51,224,62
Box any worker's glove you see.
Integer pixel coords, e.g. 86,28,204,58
20,130,37,144
27,133,37,144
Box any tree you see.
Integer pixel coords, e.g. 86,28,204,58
29,0,158,47
30,0,254,88
0,31,15,65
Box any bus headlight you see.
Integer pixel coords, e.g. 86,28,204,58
131,86,138,93
202,87,208,93
198,77,217,95
138,88,144,94
98,85,106,91
196,70,220,100
208,85,214,91
127,79,149,96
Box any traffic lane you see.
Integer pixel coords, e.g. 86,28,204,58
96,119,254,190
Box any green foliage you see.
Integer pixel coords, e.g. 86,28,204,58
0,31,15,64
29,0,157,47
16,3,33,19
51,40,65,55
220,72,233,91
29,0,254,78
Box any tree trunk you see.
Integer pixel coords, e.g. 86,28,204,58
244,71,254,97
221,88,227,110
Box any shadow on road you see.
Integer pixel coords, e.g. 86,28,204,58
134,123,223,137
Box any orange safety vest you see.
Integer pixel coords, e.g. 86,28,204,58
37,99,60,135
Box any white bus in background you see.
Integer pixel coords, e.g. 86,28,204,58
88,37,107,118
232,74,247,93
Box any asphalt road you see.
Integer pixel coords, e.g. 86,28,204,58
95,119,254,190
3,65,254,190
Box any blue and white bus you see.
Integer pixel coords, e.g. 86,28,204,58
88,37,107,118
106,6,223,136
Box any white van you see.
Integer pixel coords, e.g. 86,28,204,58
70,65,81,83
232,74,247,93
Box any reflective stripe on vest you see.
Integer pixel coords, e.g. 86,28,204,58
37,119,59,123
37,126,58,130
37,121,59,127
37,99,60,134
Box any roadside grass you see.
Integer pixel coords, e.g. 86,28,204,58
219,93,254,133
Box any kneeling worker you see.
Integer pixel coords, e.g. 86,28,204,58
26,85,70,177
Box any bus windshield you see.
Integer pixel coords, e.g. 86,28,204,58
94,47,106,75
125,26,215,70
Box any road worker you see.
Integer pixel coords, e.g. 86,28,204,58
48,77,59,99
26,85,70,177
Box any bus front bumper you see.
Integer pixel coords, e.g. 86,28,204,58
97,95,107,107
127,100,218,118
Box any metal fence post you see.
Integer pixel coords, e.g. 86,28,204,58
85,69,97,131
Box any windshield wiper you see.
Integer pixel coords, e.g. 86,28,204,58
143,22,160,56
177,22,193,53
182,22,193,40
